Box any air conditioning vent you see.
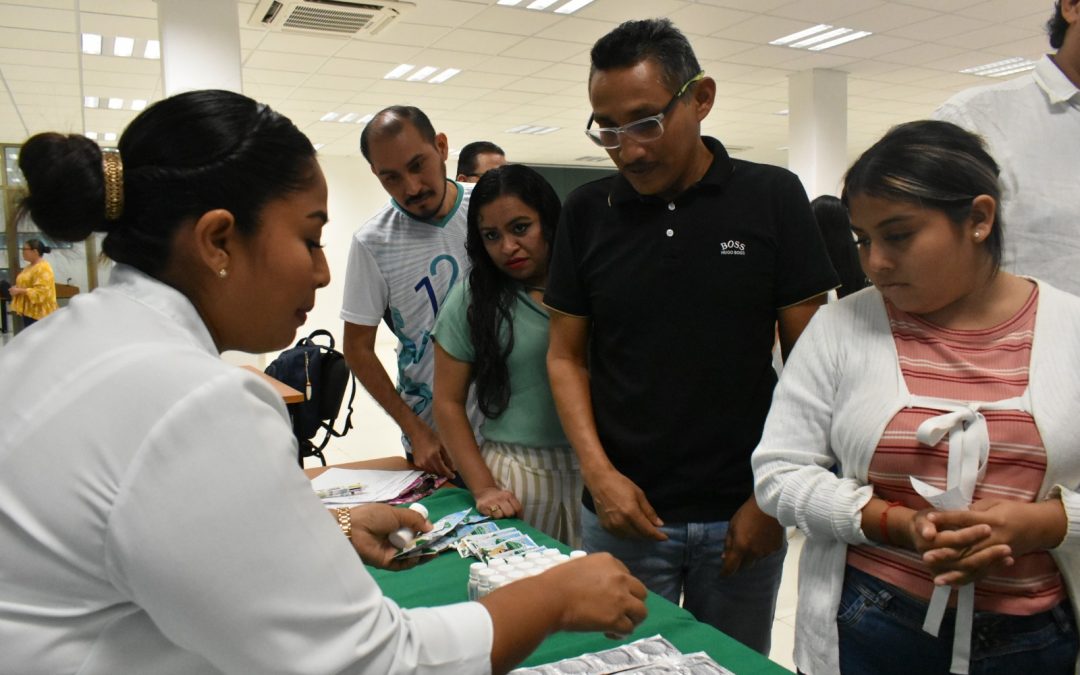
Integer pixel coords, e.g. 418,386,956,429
248,0,414,37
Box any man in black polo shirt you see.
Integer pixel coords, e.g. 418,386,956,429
545,19,838,655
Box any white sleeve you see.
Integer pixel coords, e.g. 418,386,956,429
341,234,390,327
752,307,873,545
105,369,493,675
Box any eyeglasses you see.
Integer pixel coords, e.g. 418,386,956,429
585,71,705,149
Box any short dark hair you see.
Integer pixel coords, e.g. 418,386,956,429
23,238,51,256
590,18,701,94
809,196,868,299
359,106,437,163
842,120,1004,271
1048,1,1068,49
456,141,505,178
18,90,316,277
465,164,561,419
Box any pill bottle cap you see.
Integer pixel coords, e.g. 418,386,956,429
408,502,429,519
388,528,415,550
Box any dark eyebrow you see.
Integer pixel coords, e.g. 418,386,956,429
376,153,423,177
308,210,329,224
873,214,915,229
593,104,664,127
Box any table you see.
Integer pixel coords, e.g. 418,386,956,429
308,460,792,674
242,364,305,404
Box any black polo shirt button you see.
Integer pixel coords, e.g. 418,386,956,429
666,229,674,237
667,202,675,211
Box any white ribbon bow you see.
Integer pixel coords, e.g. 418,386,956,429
905,393,1027,674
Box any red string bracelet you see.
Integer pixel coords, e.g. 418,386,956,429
879,501,902,546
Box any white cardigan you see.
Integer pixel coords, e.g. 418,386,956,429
752,281,1080,675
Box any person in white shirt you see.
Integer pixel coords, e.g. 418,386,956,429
933,0,1080,295
341,106,482,478
0,89,647,675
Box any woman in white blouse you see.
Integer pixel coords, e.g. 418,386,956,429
0,89,645,675
752,121,1079,675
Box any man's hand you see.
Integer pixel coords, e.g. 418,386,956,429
409,423,456,479
720,496,785,577
587,468,667,541
344,504,433,571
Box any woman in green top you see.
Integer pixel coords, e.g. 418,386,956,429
433,165,581,547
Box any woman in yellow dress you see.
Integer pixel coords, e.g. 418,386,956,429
10,238,58,327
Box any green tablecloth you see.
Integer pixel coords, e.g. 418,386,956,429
369,488,792,674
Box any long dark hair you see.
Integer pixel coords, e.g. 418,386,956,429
810,195,867,298
17,90,316,277
464,164,561,419
842,120,1004,272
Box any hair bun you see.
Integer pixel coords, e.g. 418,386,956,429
18,132,107,242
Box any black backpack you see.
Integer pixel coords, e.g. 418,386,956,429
265,329,356,466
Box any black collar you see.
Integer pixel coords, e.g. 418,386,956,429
609,136,735,206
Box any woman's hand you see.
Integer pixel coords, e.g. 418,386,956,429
474,486,522,520
340,504,434,571
9,286,25,297
919,499,1066,587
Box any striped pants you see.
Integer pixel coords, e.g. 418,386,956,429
480,441,583,549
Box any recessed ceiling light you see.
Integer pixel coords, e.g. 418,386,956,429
314,143,324,150
770,24,871,51
131,99,147,111
103,132,117,142
384,64,415,80
554,0,594,13
429,68,460,84
320,112,339,122
107,98,124,110
960,57,1037,78
357,113,374,124
407,66,439,82
496,0,524,5
505,124,531,133
84,96,99,108
113,36,135,58
339,112,359,123
526,0,559,9
81,33,102,55
85,131,99,140
774,109,789,116
144,40,160,59
534,126,560,134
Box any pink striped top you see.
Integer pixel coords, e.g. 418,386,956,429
847,285,1065,615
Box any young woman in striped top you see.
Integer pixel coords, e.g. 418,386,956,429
752,120,1080,675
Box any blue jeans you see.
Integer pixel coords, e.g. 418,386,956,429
581,506,786,655
838,566,1078,674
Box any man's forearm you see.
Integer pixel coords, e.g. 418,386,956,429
347,347,426,436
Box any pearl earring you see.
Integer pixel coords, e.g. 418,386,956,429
973,232,981,240
218,268,228,278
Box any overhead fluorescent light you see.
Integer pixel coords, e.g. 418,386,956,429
554,0,594,13
769,24,832,46
809,30,872,51
791,27,851,49
107,98,124,110
85,131,99,140
384,63,415,80
81,33,102,55
534,126,560,134
113,36,135,57
84,95,99,108
960,57,1037,78
774,109,789,116
144,40,160,59
771,24,872,51
314,143,324,150
407,66,439,82
497,0,524,4
429,68,461,84
104,132,117,142
357,113,374,124
320,112,339,122
506,124,561,135
527,0,560,9
131,99,147,111
339,112,359,123
505,124,531,133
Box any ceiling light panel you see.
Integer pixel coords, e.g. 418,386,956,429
384,64,415,79
407,66,439,81
498,0,593,14
113,36,135,57
770,24,872,52
960,57,1037,78
81,33,102,55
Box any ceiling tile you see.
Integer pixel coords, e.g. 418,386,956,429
462,6,564,37
430,27,522,55
499,37,587,62
534,17,614,45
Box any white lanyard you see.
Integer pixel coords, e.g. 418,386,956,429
905,392,1031,674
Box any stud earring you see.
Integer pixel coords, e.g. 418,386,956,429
973,232,981,240
218,268,228,278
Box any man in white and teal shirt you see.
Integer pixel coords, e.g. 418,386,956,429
341,106,481,476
